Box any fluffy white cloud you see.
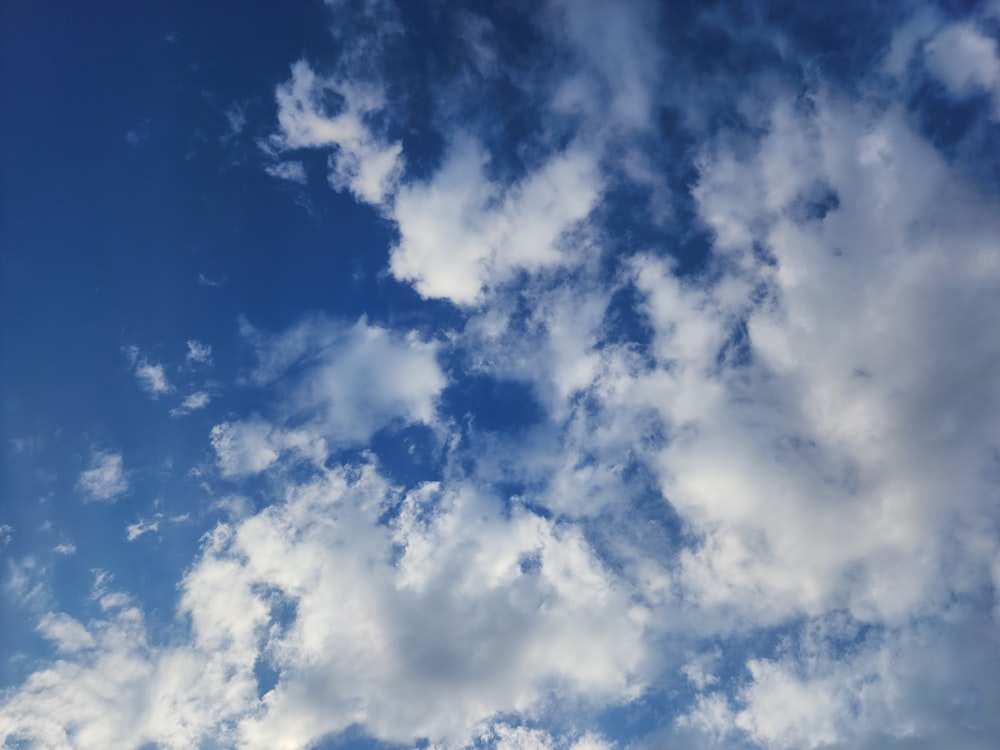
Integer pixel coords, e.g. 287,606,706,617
205,465,646,748
77,451,128,502
36,612,96,654
268,60,403,205
210,419,282,478
924,22,1000,119
240,315,446,444
389,137,602,305
1,461,646,749
681,607,1000,749
124,345,173,397
0,585,259,750
185,339,212,364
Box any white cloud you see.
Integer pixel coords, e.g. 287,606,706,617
389,136,601,305
36,612,96,654
170,391,211,417
125,517,160,542
240,315,446,444
124,345,173,398
210,465,646,748
264,159,308,184
0,462,646,749
0,586,259,750
924,22,1000,119
185,339,212,364
77,451,128,502
210,419,281,478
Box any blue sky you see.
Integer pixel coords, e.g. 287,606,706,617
3,0,1000,748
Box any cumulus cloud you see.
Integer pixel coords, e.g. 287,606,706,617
389,137,602,305
77,451,128,502
1,463,645,749
924,21,1000,119
199,464,646,748
264,159,308,184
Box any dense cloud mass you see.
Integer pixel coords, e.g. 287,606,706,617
3,1,1000,749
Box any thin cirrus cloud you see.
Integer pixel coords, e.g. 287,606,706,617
3,1,1000,749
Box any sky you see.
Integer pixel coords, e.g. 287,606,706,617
2,0,1000,748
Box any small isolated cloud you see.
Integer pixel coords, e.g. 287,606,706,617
124,345,173,398
53,542,76,556
77,451,128,503
0,524,12,545
125,510,189,542
170,391,211,418
197,273,223,287
225,102,247,136
125,517,160,542
264,160,308,184
185,340,213,365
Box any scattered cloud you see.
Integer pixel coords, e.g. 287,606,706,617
185,339,212,364
124,345,173,398
225,102,247,136
125,517,160,542
76,451,128,503
170,391,212,417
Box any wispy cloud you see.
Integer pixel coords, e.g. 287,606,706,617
170,391,211,418
264,160,308,184
185,340,212,365
124,345,173,398
77,451,128,502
